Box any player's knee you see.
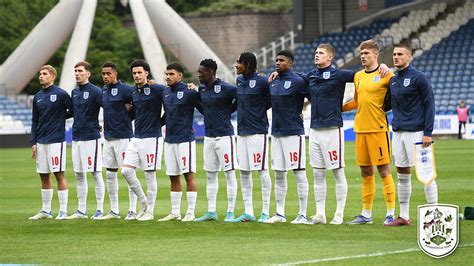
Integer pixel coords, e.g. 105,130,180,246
121,167,133,178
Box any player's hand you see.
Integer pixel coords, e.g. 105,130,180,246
125,103,133,112
148,79,157,85
378,64,391,78
268,71,279,82
99,125,103,132
32,145,36,159
187,83,197,90
422,135,432,148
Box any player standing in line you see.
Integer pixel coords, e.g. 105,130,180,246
343,40,396,225
29,65,72,220
67,61,105,220
194,59,238,222
385,43,438,226
100,62,138,220
263,50,310,224
121,59,165,221
158,63,204,222
232,52,272,223
268,44,389,225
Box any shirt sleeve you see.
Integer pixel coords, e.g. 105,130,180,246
64,92,73,119
227,85,238,113
418,74,435,136
192,91,204,115
31,95,38,144
339,69,356,82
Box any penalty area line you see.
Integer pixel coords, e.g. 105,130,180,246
276,243,474,265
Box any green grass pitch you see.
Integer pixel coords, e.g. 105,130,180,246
0,139,473,264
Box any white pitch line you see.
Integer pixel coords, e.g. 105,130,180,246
276,243,474,265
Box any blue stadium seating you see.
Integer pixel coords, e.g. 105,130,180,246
0,96,32,126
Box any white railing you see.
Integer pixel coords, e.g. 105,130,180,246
255,31,297,69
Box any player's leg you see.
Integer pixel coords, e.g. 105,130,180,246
325,128,347,224
348,134,374,224
371,132,395,225
159,143,183,221
387,131,412,226
29,143,54,219
222,136,238,221
121,139,148,218
291,135,309,224
102,139,121,219
251,134,271,222
266,136,287,223
309,129,327,224
233,136,256,222
196,138,219,221
69,141,89,219
180,141,197,222
43,142,68,220
85,139,105,219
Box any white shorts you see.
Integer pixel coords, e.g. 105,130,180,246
392,131,424,168
103,138,130,169
123,137,163,171
164,141,196,175
72,139,103,173
309,127,345,169
203,136,237,172
271,135,306,171
237,134,269,171
36,142,66,174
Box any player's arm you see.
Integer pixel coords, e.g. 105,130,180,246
31,96,38,158
419,74,435,147
64,92,73,119
378,63,392,78
192,91,205,115
342,85,358,111
228,85,238,113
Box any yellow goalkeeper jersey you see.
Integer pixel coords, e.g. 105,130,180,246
353,67,394,133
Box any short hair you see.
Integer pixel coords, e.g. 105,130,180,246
130,59,150,72
276,50,294,61
394,42,413,55
317,43,336,57
200,59,218,73
166,62,185,74
359,39,380,52
238,52,257,73
74,61,92,72
102,61,117,70
39,65,57,77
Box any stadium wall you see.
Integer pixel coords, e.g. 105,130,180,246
183,12,292,65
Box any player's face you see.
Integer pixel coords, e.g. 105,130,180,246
38,70,55,88
75,66,91,85
393,47,411,70
234,57,247,75
132,66,148,87
314,48,333,68
102,67,118,86
360,48,378,68
198,65,214,85
165,69,183,86
275,55,292,72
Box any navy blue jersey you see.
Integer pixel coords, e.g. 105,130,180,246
270,70,310,136
71,82,102,141
304,66,355,129
31,85,72,144
199,79,237,137
102,81,134,140
131,83,165,139
236,72,271,135
390,65,435,136
163,82,204,143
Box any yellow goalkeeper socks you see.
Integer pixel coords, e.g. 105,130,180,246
362,175,376,212
382,174,396,211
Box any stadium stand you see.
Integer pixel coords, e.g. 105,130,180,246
0,96,32,133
